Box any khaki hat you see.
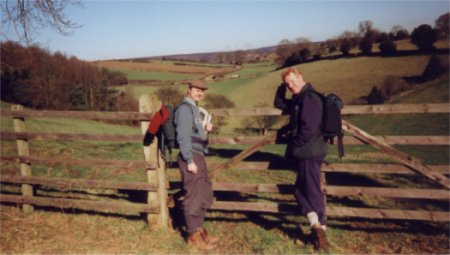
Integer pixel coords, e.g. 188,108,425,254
188,80,208,90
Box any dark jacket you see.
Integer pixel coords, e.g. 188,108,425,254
274,83,327,160
175,97,208,164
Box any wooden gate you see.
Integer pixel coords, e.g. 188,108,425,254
1,99,449,224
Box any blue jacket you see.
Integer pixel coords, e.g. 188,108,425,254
174,97,208,164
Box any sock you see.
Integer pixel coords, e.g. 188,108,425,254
306,212,320,227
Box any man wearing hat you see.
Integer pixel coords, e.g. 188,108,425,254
175,80,218,250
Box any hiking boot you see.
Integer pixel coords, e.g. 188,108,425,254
310,224,330,251
295,224,307,247
187,229,216,250
200,227,219,244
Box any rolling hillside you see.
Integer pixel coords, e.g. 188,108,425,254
229,55,437,107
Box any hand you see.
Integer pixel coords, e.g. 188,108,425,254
187,162,198,174
276,83,287,95
143,132,155,146
205,122,213,132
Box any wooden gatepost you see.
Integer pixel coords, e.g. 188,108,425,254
11,105,34,214
139,94,170,229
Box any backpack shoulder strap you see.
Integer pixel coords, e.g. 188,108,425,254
176,101,195,114
307,89,325,104
290,89,322,137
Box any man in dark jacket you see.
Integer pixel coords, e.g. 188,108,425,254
274,67,330,251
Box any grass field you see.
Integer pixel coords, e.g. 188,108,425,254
115,68,200,81
230,55,436,107
95,60,237,82
95,60,235,74
1,48,449,253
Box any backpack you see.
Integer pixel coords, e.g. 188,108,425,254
161,104,176,150
310,90,345,158
287,90,345,159
160,102,197,167
142,103,182,167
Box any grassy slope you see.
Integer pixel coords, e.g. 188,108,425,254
96,60,236,81
346,77,449,135
113,68,200,81
214,55,443,135
230,55,432,107
113,84,185,100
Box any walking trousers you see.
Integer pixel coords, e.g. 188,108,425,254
178,151,213,233
294,155,327,225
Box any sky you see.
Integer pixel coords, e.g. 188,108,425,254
2,0,449,61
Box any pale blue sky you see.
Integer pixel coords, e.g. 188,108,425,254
3,0,449,61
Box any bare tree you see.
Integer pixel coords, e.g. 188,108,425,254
358,20,380,43
294,37,311,53
390,25,409,41
233,50,246,65
435,12,449,39
1,0,82,44
275,39,295,66
339,31,360,47
358,20,374,37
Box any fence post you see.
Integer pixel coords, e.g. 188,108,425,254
11,105,34,214
139,94,169,229
321,169,327,219
156,147,170,228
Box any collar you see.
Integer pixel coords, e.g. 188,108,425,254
299,83,314,94
293,83,314,98
183,97,197,107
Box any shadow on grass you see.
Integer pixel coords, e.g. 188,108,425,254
208,147,295,171
0,203,146,222
208,147,285,162
325,172,386,187
205,210,449,240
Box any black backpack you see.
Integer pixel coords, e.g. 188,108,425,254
160,102,196,166
310,90,345,158
161,104,176,150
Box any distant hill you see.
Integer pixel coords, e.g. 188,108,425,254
126,45,278,63
114,38,450,64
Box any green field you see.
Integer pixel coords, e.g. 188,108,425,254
116,54,445,108
230,55,438,107
107,67,200,81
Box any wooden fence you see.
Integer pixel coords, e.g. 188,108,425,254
1,99,449,228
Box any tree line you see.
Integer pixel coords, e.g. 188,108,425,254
275,13,449,68
1,41,130,111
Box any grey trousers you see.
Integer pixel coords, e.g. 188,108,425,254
178,151,213,233
294,155,327,225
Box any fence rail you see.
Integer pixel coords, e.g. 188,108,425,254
208,103,450,116
0,194,159,215
1,155,155,170
0,175,157,191
1,110,153,120
167,181,449,200
207,162,449,174
1,103,449,119
209,202,449,221
2,131,449,145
